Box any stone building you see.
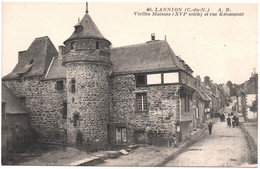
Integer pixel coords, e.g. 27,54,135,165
3,4,204,149
2,83,33,163
240,72,258,121
192,76,211,129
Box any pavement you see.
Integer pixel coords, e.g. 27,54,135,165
164,116,253,167
243,122,258,146
240,122,258,164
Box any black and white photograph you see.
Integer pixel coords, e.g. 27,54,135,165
1,1,258,167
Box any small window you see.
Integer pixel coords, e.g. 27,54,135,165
136,75,146,86
56,81,64,90
71,42,76,50
147,73,161,85
19,97,26,106
163,72,179,84
136,93,148,112
71,79,75,93
96,41,100,49
29,59,34,64
62,101,67,119
74,114,80,126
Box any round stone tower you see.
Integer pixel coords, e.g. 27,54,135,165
62,4,112,149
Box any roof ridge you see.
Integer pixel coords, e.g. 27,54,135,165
35,36,49,40
112,40,165,49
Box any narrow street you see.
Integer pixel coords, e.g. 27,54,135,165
165,118,249,167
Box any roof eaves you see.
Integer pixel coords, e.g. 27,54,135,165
165,42,184,71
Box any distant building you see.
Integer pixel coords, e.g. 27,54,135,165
240,73,258,120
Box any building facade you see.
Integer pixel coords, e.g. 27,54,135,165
2,4,225,149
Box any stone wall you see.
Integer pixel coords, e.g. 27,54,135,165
66,62,111,149
41,79,67,145
110,74,182,146
3,78,67,145
2,114,33,164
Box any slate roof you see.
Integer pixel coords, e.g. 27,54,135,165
2,83,28,114
3,38,192,80
197,87,211,101
44,57,66,80
3,36,58,80
64,13,110,44
43,40,190,79
110,40,186,75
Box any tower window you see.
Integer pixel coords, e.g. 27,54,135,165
73,114,80,126
96,41,100,49
71,79,76,93
71,42,76,50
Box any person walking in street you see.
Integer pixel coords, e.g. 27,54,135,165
232,116,236,127
172,134,179,148
227,116,231,127
208,122,213,135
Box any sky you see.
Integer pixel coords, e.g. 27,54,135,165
1,2,258,84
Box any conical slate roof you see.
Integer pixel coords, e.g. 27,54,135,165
64,13,109,43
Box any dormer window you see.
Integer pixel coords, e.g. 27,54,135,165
96,41,100,49
75,25,83,32
71,42,76,50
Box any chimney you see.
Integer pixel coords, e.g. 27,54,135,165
196,75,201,82
151,33,155,41
58,45,65,59
18,50,27,61
86,2,89,13
204,76,210,83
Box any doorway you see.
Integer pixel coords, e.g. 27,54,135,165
115,127,126,145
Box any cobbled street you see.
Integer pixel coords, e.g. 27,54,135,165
165,114,249,167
